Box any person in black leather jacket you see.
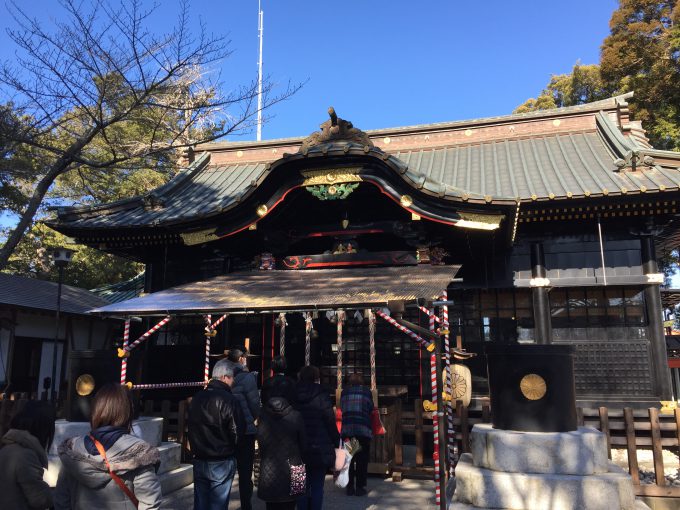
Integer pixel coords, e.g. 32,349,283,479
188,359,244,510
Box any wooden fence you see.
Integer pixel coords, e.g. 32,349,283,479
399,400,680,498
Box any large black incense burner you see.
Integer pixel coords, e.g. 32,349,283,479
486,344,577,432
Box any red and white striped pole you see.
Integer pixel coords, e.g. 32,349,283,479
368,309,377,397
210,313,228,330
441,291,455,474
119,316,172,356
419,306,441,322
430,306,441,507
127,381,206,390
120,319,131,385
204,315,212,384
375,310,434,351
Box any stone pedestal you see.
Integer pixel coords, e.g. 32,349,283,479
451,424,650,510
45,416,193,495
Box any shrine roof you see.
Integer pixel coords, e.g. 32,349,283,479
0,273,110,315
88,265,461,315
50,93,680,231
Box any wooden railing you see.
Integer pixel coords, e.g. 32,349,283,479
398,400,680,498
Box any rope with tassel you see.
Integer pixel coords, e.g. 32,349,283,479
278,312,287,357
304,312,312,366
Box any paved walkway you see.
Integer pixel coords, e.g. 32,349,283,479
162,475,438,509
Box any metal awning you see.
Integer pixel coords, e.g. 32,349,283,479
90,265,461,316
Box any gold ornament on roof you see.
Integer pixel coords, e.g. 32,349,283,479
520,373,547,401
400,195,414,207
301,167,363,186
299,107,374,152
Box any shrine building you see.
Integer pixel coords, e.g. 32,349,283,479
49,93,680,408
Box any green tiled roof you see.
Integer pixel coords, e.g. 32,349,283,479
52,100,680,230
91,273,145,303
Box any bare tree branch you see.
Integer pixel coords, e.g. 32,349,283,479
0,0,301,268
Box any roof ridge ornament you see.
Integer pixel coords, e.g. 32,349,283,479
299,107,374,152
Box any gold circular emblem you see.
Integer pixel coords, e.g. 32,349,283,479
326,173,336,183
327,185,338,195
400,195,413,207
256,204,268,217
520,373,546,401
76,374,95,396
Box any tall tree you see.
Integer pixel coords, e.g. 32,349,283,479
515,1,680,151
514,63,611,114
0,0,299,269
600,0,680,150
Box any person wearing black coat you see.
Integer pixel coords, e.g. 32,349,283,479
226,346,260,510
188,360,244,510
261,356,296,405
293,365,340,510
257,396,307,510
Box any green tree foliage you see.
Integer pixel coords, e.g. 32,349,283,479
600,0,680,150
3,223,142,289
515,1,680,151
514,63,611,114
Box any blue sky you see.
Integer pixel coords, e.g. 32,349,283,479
0,0,619,141
1,1,622,230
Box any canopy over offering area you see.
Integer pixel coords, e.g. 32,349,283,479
90,265,461,316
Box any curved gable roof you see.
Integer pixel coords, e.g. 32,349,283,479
50,94,680,232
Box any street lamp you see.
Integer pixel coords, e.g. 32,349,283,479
51,247,74,401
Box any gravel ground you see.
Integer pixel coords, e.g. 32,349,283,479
611,448,680,485
162,474,438,510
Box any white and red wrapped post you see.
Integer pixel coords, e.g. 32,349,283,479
441,291,455,474
118,316,172,357
429,309,441,506
203,315,214,385
375,310,434,351
210,313,228,330
120,319,131,385
420,305,441,323
304,312,312,366
126,381,206,390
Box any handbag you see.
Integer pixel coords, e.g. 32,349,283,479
371,408,386,436
89,435,139,508
289,461,306,496
334,439,346,471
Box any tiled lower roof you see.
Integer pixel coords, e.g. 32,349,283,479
0,273,110,314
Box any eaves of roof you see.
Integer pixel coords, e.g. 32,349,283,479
48,94,680,232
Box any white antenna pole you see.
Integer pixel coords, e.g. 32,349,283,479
256,1,264,141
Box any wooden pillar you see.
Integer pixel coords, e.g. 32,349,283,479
641,235,673,400
530,243,552,344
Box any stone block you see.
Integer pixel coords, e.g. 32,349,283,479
131,417,164,447
50,416,164,455
158,442,182,475
454,453,636,510
470,423,609,475
160,464,194,495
